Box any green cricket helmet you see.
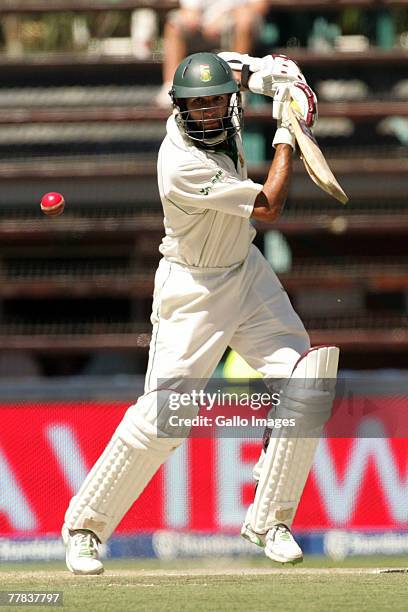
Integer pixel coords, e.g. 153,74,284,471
170,52,243,147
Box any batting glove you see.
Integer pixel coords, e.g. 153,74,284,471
218,52,306,98
273,81,318,127
248,54,306,97
272,91,296,150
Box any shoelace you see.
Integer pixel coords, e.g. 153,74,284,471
270,524,292,542
75,532,97,558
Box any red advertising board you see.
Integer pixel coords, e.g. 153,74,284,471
0,402,407,536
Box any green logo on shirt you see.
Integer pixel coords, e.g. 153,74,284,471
200,170,223,196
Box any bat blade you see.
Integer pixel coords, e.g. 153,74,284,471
288,104,349,205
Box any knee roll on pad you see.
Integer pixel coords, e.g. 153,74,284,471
249,346,339,534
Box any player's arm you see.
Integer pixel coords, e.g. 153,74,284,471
252,102,295,226
251,144,292,223
165,159,262,218
251,81,317,223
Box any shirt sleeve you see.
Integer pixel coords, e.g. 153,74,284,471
166,160,263,218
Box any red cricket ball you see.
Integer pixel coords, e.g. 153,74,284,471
40,192,65,217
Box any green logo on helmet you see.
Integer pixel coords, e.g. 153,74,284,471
200,64,212,82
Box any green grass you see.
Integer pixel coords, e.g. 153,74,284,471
0,557,407,611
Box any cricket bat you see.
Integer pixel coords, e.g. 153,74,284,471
288,102,349,204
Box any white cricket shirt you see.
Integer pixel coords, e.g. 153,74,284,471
157,114,263,268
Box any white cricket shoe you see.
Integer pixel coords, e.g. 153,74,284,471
62,524,104,575
241,510,303,565
264,523,303,565
240,514,266,549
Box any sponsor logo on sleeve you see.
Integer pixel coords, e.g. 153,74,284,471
199,169,223,195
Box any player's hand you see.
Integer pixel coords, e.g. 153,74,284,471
261,53,306,85
273,81,318,128
271,85,294,149
272,101,296,150
251,54,306,97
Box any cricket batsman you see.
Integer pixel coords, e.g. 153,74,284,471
62,51,339,574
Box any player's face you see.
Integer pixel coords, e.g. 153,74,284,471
186,94,230,130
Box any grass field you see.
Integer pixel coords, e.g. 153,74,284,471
0,557,407,611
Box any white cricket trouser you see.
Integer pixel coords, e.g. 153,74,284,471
146,244,309,387
64,245,309,541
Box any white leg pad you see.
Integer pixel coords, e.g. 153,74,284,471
249,346,339,534
64,391,186,542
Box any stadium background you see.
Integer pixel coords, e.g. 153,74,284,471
0,1,407,563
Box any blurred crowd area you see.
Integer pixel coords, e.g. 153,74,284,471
1,1,408,57
0,1,407,379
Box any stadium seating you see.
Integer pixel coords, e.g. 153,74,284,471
0,1,407,373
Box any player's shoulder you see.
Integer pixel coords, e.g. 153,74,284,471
160,133,215,172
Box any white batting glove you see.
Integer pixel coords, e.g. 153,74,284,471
273,81,318,127
248,54,306,97
218,51,306,98
272,81,318,149
272,92,296,150
289,81,318,127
